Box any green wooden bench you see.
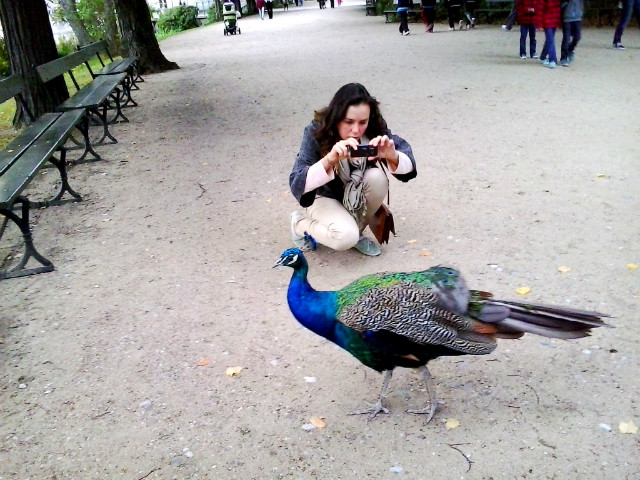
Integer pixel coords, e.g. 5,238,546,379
78,40,142,108
36,49,129,146
0,74,91,279
475,0,512,23
383,9,422,22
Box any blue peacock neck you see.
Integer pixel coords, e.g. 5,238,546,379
287,260,338,340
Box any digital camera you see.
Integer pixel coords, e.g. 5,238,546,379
349,144,378,158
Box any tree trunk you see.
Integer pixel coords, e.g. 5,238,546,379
103,0,121,54
0,0,69,127
113,0,179,74
58,0,94,46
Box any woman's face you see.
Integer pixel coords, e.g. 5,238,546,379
337,103,370,140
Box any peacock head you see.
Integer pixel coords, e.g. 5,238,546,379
273,248,307,270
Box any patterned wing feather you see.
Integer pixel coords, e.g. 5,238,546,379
336,278,497,355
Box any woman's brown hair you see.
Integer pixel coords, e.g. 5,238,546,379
313,83,388,157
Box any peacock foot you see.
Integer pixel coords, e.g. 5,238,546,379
348,399,390,419
406,402,437,423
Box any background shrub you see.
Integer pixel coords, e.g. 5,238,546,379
156,6,199,33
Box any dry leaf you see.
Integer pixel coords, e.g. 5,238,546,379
225,366,243,377
445,418,461,430
557,266,571,273
596,173,608,178
197,358,211,367
310,416,326,428
627,264,638,270
619,420,638,434
516,287,531,295
419,251,432,257
407,239,417,244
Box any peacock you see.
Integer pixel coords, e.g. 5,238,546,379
274,248,612,422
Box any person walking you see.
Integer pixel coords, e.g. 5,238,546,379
445,0,464,29
517,0,537,58
464,0,477,28
560,0,583,65
502,0,517,30
266,0,274,18
397,0,411,35
257,0,266,19
612,0,640,49
534,0,561,68
421,0,437,31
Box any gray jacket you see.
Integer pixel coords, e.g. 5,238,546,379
562,0,583,22
290,121,417,208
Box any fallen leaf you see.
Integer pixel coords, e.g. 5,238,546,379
419,251,432,257
596,173,607,178
619,420,638,434
197,358,210,367
407,239,417,244
445,418,461,430
202,162,209,166
516,287,531,295
627,264,638,270
225,366,243,377
557,266,571,273
310,416,326,428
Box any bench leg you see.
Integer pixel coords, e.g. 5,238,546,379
89,105,118,146
106,87,129,124
73,114,103,163
121,75,138,108
0,197,54,280
47,148,83,205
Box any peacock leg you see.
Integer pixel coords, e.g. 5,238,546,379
406,366,437,423
348,370,392,418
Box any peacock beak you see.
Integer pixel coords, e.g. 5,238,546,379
273,257,286,268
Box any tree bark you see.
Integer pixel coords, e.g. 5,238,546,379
58,0,94,46
113,0,179,74
103,0,121,54
0,0,69,126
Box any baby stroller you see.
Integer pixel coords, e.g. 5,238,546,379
223,1,241,35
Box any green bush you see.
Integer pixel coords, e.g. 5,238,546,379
207,4,220,23
0,38,10,78
156,6,200,33
56,35,77,57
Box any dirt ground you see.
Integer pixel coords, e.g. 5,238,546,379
1,2,639,479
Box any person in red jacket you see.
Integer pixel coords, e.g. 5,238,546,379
534,0,561,68
517,0,537,58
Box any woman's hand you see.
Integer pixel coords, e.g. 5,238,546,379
369,135,400,169
321,138,360,171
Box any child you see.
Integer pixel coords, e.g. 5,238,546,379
560,0,583,66
517,0,537,58
534,0,561,68
464,0,477,28
421,0,437,32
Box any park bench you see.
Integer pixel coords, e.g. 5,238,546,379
475,0,512,23
383,8,422,22
0,74,92,279
78,40,143,107
588,0,616,27
36,47,130,146
366,0,376,15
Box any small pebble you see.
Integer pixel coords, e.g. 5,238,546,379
301,424,316,431
599,423,612,432
390,466,404,473
18,384,27,389
582,349,592,355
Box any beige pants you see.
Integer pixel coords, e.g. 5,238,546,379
292,167,389,251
